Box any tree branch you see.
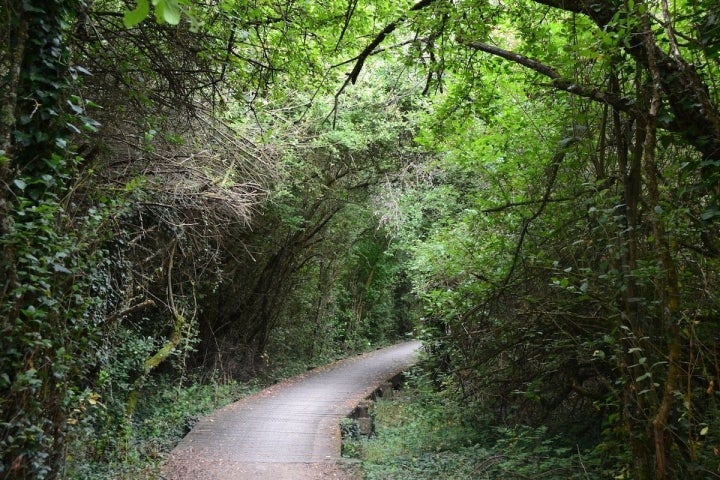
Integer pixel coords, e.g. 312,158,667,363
328,0,438,126
499,140,578,289
456,38,639,116
481,195,578,213
335,0,359,52
532,0,720,161
104,299,156,323
347,0,438,85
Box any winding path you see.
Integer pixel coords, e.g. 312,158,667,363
163,341,421,479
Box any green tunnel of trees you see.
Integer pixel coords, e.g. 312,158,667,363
1,0,720,478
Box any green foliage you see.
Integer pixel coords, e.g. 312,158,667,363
348,368,606,479
217,74,426,370
65,375,258,479
0,196,121,479
361,0,720,477
123,0,191,27
343,368,480,460
4,0,720,477
0,1,122,477
3,0,430,477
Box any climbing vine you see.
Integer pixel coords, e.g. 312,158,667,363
0,1,117,478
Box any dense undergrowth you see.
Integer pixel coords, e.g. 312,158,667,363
65,376,254,479
66,339,390,479
344,364,623,480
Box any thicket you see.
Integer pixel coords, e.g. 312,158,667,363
3,0,720,478
345,367,607,479
0,1,421,478
369,0,720,478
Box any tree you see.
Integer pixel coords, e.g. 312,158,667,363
2,0,424,476
351,0,720,477
0,1,111,478
195,78,423,375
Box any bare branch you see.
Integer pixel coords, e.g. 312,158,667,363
104,299,156,323
335,0,359,52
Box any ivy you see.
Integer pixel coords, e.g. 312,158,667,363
0,1,119,478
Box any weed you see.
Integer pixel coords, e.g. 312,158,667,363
348,370,607,479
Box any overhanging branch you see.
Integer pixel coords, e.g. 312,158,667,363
456,38,639,116
334,0,438,101
481,195,578,213
531,0,720,161
347,0,438,85
328,0,439,126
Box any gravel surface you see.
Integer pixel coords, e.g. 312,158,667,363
162,341,421,479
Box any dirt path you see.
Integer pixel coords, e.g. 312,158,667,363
162,341,421,479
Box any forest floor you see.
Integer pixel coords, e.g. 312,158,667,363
161,340,421,479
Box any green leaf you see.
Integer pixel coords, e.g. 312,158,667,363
701,207,720,221
123,0,150,28
13,179,27,191
75,66,92,76
154,0,181,25
52,263,72,274
67,100,84,114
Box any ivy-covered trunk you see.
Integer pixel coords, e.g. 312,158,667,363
0,0,24,238
0,1,103,478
